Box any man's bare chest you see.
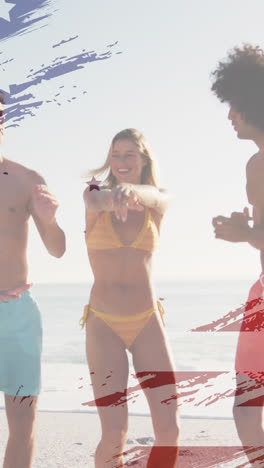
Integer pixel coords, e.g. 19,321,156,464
0,175,30,226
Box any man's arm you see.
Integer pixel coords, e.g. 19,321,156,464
245,156,264,249
28,173,66,258
212,156,264,249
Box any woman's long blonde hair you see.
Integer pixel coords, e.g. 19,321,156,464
88,129,159,188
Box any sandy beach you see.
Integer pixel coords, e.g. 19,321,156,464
0,409,256,467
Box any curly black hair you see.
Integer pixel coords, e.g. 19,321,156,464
211,44,264,131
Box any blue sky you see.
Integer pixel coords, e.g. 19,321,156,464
1,0,264,282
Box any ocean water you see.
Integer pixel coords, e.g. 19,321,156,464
0,279,255,418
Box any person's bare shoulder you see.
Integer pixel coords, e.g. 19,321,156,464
25,168,45,186
83,184,108,210
4,159,45,185
4,160,46,214
246,152,264,172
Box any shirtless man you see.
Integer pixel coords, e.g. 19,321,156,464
0,90,65,468
211,45,264,458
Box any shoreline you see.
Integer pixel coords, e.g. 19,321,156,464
0,405,234,420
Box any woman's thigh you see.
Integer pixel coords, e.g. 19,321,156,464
130,313,178,433
86,312,129,433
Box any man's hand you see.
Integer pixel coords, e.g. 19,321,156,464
230,207,252,226
32,184,58,224
0,284,32,302
212,207,252,242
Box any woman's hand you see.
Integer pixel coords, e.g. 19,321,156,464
111,183,144,221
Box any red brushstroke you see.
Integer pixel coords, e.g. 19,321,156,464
192,276,264,332
191,301,264,332
234,374,264,406
13,384,24,400
117,446,178,467
19,395,32,404
82,390,128,407
82,371,228,407
237,395,264,407
82,370,264,408
122,446,264,468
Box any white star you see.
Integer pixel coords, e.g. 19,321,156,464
86,176,101,188
0,0,13,22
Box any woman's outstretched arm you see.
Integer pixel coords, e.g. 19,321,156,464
111,183,170,220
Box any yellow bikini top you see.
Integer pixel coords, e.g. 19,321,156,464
85,208,159,252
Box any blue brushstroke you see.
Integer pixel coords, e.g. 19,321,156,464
53,35,79,48
0,0,122,129
1,57,14,64
10,48,114,94
0,0,54,42
107,41,118,48
2,42,120,127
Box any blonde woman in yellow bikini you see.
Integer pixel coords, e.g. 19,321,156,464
81,129,179,468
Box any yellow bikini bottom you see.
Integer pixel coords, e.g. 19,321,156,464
80,301,165,349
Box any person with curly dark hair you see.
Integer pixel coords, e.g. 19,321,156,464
211,45,264,454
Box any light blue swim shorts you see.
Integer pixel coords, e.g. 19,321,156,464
0,290,42,397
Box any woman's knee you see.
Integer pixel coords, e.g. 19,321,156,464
164,422,180,441
155,419,180,445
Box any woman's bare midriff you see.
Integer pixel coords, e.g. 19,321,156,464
88,248,156,316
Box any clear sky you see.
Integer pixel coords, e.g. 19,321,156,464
1,0,264,282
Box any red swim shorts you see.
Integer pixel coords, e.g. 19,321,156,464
235,273,264,379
